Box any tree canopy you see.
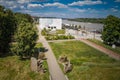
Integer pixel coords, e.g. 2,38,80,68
102,15,120,45
0,5,38,58
15,12,33,24
0,5,16,55
14,21,38,58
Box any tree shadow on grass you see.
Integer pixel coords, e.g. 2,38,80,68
33,47,48,59
0,49,14,58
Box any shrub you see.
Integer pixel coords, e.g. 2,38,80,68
35,43,42,48
41,28,47,36
68,35,75,39
45,35,75,40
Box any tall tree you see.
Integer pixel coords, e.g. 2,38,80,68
14,21,38,58
0,5,16,55
102,15,120,45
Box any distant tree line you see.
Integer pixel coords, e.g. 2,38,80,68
0,5,38,58
68,18,104,23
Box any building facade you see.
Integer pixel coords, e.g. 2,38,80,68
39,18,62,30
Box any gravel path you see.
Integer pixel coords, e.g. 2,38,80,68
40,36,67,80
80,39,120,60
37,25,67,80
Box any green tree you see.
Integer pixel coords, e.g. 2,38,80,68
15,12,33,24
0,5,16,55
14,21,38,58
102,15,120,45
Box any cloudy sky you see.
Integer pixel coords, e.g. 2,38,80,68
0,0,120,18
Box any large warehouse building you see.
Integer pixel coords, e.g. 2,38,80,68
39,18,62,30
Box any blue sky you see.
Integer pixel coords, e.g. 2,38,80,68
0,0,120,18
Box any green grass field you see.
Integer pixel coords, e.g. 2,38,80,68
0,56,49,80
88,39,120,54
49,41,120,80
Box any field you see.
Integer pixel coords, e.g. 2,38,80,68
49,41,120,80
0,56,49,80
88,39,120,54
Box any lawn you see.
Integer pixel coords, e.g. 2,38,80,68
49,41,120,80
88,39,120,54
0,56,49,80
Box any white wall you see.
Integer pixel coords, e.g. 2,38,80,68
39,18,62,30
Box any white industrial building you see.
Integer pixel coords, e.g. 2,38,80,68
39,18,62,30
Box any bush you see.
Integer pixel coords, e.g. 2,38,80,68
41,28,52,36
45,35,75,40
68,35,75,39
41,28,47,36
35,43,42,48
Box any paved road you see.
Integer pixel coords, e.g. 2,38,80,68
37,26,67,80
80,39,120,60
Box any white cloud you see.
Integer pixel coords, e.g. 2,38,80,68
68,0,103,6
115,6,118,8
0,1,15,6
20,6,25,9
6,1,15,5
27,2,68,8
17,0,30,4
0,1,19,9
20,10,33,13
26,12,68,18
69,8,86,12
9,5,17,9
44,2,68,8
27,4,43,8
17,9,33,14
115,0,120,2
41,12,67,17
111,8,118,12
45,12,68,18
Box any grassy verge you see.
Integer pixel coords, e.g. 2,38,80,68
88,39,120,54
49,41,120,80
0,56,49,80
